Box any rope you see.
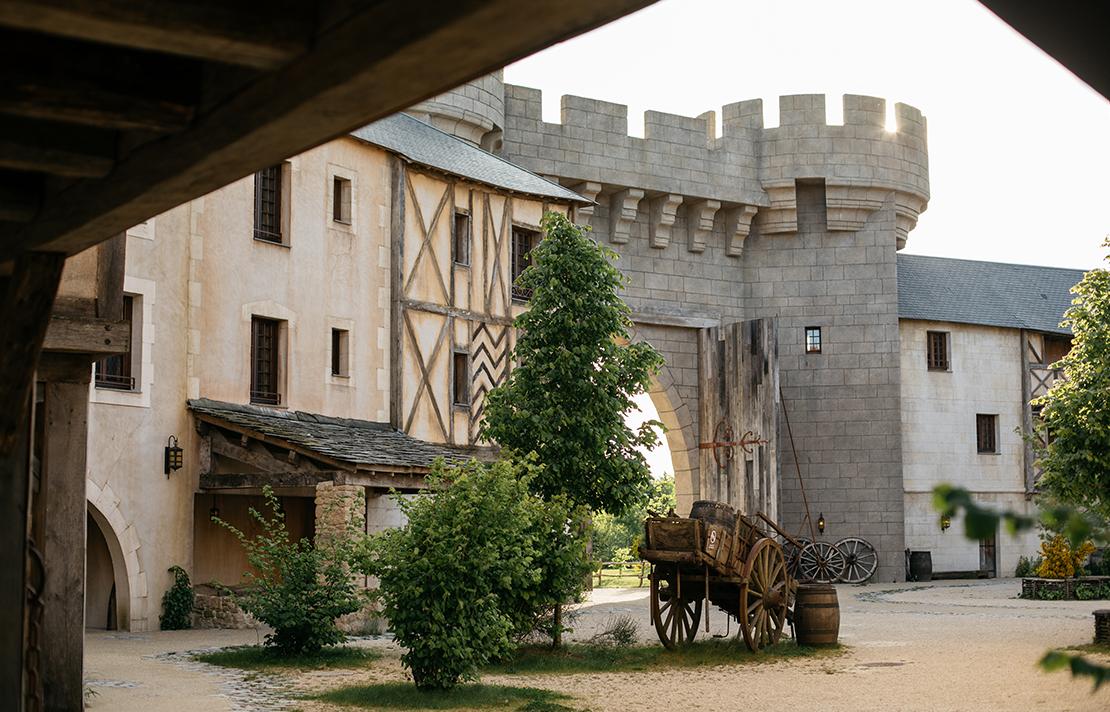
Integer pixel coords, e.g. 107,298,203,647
779,386,817,542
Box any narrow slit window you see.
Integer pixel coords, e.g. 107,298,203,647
332,176,352,224
926,331,950,371
254,165,284,243
452,351,470,406
251,317,282,405
804,326,822,354
331,328,350,377
976,414,998,454
95,295,135,390
453,211,471,266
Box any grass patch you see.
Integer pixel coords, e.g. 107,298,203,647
195,645,379,672
1061,642,1110,657
487,639,840,675
314,683,575,710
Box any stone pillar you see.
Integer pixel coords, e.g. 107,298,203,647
314,481,365,546
39,354,91,712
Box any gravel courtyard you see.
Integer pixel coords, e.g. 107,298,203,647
85,578,1110,711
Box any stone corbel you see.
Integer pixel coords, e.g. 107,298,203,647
723,205,759,257
568,181,602,218
894,192,927,250
685,198,721,253
608,188,644,244
759,181,797,234
648,194,682,249
825,183,887,232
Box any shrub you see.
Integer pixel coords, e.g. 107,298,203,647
1075,583,1102,601
1015,555,1042,578
590,614,639,647
159,565,194,630
216,486,364,655
365,457,589,690
1037,534,1097,579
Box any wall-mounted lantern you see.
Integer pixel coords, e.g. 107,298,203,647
940,514,951,532
164,435,183,477
817,512,826,534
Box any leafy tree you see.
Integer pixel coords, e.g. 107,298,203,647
480,212,665,516
216,486,364,655
364,457,589,690
1034,239,1110,517
593,476,675,562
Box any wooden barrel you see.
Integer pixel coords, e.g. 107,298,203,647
689,500,737,530
908,550,933,582
794,583,840,646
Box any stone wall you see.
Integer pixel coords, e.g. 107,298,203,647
315,481,366,545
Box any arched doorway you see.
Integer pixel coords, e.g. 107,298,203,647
86,503,130,630
641,365,699,516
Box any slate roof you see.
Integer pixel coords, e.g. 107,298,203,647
188,398,481,470
350,113,588,204
897,254,1088,335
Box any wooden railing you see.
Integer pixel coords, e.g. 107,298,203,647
595,561,650,587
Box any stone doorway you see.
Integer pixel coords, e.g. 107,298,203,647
86,505,128,630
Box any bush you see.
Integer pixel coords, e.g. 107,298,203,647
1015,555,1042,578
159,565,194,630
1076,583,1102,601
1037,534,1097,579
365,457,589,690
591,477,674,563
216,486,364,655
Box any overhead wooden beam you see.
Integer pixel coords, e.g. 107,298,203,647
209,428,324,473
201,469,429,491
41,315,129,355
95,233,125,321
0,116,115,178
9,0,657,256
0,0,312,70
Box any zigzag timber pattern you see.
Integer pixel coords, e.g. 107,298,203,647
469,321,509,442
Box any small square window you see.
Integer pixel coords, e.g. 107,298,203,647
976,414,998,454
454,211,471,266
452,351,470,406
804,326,822,354
927,331,950,371
331,328,350,377
332,176,352,224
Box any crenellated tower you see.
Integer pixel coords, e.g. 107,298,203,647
406,71,506,151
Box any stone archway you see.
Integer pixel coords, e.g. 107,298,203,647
86,479,147,631
85,502,129,630
644,361,699,517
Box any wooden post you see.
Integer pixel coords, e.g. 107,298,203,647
0,252,66,712
38,354,92,712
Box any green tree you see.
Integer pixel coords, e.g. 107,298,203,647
365,457,589,690
1035,238,1110,517
480,212,665,516
592,476,675,562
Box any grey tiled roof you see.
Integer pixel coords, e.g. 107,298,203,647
350,113,588,204
188,399,481,470
897,254,1088,335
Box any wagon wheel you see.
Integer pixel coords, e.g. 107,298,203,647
738,538,789,652
798,541,847,584
783,537,811,579
835,537,878,584
650,568,703,650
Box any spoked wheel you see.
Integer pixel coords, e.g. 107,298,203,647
783,537,811,579
738,538,789,652
835,537,878,584
650,567,703,650
798,541,847,584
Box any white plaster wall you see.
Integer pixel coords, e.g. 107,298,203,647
900,320,1036,574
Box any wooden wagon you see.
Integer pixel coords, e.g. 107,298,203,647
639,501,794,652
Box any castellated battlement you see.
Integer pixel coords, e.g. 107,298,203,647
501,85,929,251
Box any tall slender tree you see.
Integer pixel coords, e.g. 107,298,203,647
480,212,664,516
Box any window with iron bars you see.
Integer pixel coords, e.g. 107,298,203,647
976,414,998,454
251,317,282,405
926,331,950,371
511,226,537,301
254,165,283,243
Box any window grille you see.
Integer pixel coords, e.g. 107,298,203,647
254,165,283,243
976,414,998,453
804,326,822,354
926,331,950,371
251,317,281,405
511,227,537,301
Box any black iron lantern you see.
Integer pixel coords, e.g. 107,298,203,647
164,435,183,476
817,512,826,534
940,514,951,532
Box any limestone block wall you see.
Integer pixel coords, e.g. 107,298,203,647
315,482,366,545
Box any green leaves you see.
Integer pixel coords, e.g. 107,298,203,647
480,212,664,516
1040,651,1110,691
159,565,195,630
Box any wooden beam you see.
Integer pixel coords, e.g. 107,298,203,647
0,0,311,70
42,314,129,355
10,0,657,256
0,116,115,178
201,469,429,491
209,428,323,473
95,233,126,321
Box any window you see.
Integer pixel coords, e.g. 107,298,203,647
804,326,822,354
1044,335,1071,367
251,317,282,405
254,164,284,243
976,414,998,454
332,176,352,224
453,211,471,266
452,351,470,406
331,328,350,377
511,226,538,301
95,296,135,390
926,331,950,371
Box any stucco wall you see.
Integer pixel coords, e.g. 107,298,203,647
900,320,1038,575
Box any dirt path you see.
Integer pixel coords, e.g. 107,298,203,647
85,579,1110,711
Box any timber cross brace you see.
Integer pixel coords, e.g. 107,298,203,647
698,418,768,469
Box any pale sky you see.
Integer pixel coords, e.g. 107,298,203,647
505,0,1110,272
508,0,1110,476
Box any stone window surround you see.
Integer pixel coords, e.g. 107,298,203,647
91,275,155,409
327,162,358,234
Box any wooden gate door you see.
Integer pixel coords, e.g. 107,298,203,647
697,319,779,520
979,533,998,578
